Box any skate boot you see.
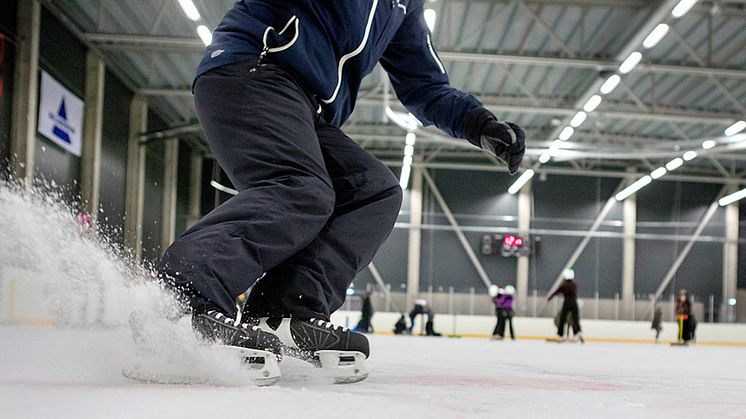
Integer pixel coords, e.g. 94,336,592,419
256,317,369,383
192,309,284,385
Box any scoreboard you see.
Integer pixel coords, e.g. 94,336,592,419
481,234,535,257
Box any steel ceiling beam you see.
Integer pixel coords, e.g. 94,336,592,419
86,33,746,80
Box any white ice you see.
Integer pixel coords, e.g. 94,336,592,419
2,324,746,419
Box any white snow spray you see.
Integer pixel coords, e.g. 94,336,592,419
0,181,257,385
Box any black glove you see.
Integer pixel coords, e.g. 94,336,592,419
463,108,525,175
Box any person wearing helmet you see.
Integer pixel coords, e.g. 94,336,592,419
548,269,583,343
490,284,516,340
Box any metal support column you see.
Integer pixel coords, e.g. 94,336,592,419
186,149,204,228
124,97,147,261
406,164,424,310
422,169,492,289
650,186,727,313
722,185,739,323
9,0,40,182
80,51,105,217
622,183,637,319
516,181,532,316
160,137,179,253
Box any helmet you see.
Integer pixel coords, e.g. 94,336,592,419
563,268,575,280
488,285,499,297
504,285,516,295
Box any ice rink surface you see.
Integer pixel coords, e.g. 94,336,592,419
2,325,746,419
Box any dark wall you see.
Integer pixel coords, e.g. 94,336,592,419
33,7,86,199
98,70,131,244
355,169,728,302
0,0,16,166
739,203,746,290
140,111,169,264
175,142,192,238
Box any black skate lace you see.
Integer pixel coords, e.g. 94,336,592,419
208,310,260,332
309,318,348,333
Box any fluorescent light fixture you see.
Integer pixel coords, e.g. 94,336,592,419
570,111,587,128
583,95,602,112
549,139,563,151
719,187,746,207
424,9,437,32
702,140,716,150
404,144,414,156
177,0,201,21
683,150,697,161
615,175,652,201
539,153,551,164
643,24,670,48
672,0,698,18
650,167,667,179
197,25,212,46
399,164,411,189
559,126,574,141
508,169,535,195
600,75,621,95
403,155,413,166
619,51,642,74
724,120,746,136
405,132,416,146
665,157,683,171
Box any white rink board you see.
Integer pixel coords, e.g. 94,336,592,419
1,324,745,419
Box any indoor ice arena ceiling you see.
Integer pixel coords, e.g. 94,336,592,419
43,0,746,183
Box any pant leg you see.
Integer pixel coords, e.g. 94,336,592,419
158,62,334,317
492,308,500,335
570,302,582,334
508,316,515,340
245,122,402,320
497,312,506,337
557,304,569,336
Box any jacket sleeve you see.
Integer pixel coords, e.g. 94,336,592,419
379,5,483,139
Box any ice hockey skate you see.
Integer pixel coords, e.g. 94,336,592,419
123,309,283,386
253,317,369,384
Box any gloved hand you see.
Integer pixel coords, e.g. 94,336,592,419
463,107,525,175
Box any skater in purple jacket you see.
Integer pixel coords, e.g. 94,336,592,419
490,285,516,340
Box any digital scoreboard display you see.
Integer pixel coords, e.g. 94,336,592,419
481,234,533,257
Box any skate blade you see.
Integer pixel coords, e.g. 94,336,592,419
122,346,281,386
216,346,281,386
314,350,368,384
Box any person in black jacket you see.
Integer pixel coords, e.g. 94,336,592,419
157,1,525,365
675,289,696,344
548,269,584,343
354,292,375,334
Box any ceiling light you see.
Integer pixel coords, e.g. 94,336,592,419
665,157,683,171
600,75,621,95
177,0,201,21
197,25,212,46
559,126,574,141
539,153,551,164
650,167,667,179
719,188,746,207
683,151,697,161
399,164,411,189
508,169,535,195
672,0,698,18
702,140,716,150
724,120,746,136
549,139,563,151
424,9,437,33
583,95,602,112
619,52,642,74
615,175,652,201
643,24,670,48
405,133,416,146
570,111,587,128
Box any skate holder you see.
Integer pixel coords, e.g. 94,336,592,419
231,347,282,386
315,350,368,384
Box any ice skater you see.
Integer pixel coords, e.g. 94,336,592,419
156,0,525,383
548,269,584,343
674,289,696,345
651,307,663,343
353,292,374,334
490,285,515,340
409,299,441,336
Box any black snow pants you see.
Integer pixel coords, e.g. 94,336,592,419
158,62,402,320
493,308,515,339
558,299,581,337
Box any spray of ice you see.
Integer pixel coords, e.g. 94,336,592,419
0,181,257,385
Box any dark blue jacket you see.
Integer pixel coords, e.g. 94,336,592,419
196,0,483,138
